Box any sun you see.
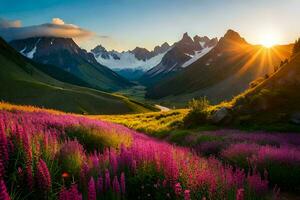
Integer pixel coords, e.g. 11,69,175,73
259,33,280,48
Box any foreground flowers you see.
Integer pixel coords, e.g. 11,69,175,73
0,109,278,199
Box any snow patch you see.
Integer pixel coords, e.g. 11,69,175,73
93,49,170,71
20,47,27,55
182,47,213,68
200,42,205,48
23,39,41,59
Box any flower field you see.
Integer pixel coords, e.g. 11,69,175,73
0,107,296,199
191,130,300,192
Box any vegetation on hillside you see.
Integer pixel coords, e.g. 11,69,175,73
96,109,188,137
0,37,155,115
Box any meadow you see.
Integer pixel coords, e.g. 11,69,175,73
98,107,300,198
0,103,286,200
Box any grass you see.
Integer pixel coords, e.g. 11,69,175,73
0,38,156,115
95,109,188,137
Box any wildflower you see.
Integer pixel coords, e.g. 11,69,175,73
96,176,103,194
26,164,34,191
105,169,111,191
59,184,82,200
236,188,244,200
112,176,120,193
36,159,51,191
0,179,10,200
0,123,9,166
0,160,4,180
88,177,96,200
120,172,126,194
62,172,70,178
174,182,182,196
184,190,191,200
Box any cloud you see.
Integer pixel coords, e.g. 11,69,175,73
0,18,22,28
52,18,65,25
0,18,94,42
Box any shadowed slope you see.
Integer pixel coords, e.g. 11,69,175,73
0,37,154,114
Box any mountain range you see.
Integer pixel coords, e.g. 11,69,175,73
145,30,293,105
2,29,294,112
91,42,171,80
91,33,217,81
0,37,154,114
140,33,218,86
9,37,133,91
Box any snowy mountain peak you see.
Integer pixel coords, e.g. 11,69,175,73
91,42,171,72
140,34,218,85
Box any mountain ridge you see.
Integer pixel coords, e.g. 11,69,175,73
139,33,218,86
145,30,293,105
9,36,133,91
0,36,154,114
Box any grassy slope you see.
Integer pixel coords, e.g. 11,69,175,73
95,109,188,136
214,52,300,131
0,38,154,114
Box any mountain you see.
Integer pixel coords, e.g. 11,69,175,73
91,43,171,80
9,37,133,91
0,37,154,114
92,42,171,69
145,30,293,105
229,51,300,127
139,33,218,86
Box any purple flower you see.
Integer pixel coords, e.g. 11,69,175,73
0,122,9,167
36,159,51,192
96,176,103,194
88,177,96,200
59,184,82,200
26,164,34,191
0,179,10,200
120,172,126,194
236,188,244,200
104,169,111,191
112,176,120,194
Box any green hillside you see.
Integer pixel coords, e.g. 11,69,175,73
0,37,154,114
225,51,300,129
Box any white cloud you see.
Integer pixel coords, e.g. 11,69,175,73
52,18,65,25
0,18,94,42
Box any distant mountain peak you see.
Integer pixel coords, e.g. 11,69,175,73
221,29,248,44
181,32,194,43
92,44,107,52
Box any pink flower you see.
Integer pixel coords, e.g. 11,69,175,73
0,179,10,200
236,188,244,200
112,176,120,193
96,176,103,194
105,169,111,191
174,182,182,196
88,177,96,200
184,190,191,200
36,159,51,192
26,164,34,191
0,160,4,180
0,122,9,167
59,184,82,200
120,172,126,194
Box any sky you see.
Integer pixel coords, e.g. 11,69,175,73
0,0,299,51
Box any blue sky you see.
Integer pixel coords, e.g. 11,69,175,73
1,0,299,51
